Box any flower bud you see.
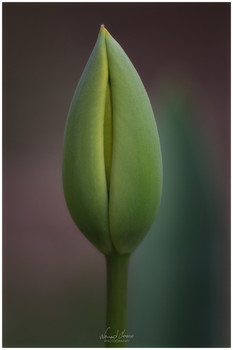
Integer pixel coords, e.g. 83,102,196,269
62,26,162,255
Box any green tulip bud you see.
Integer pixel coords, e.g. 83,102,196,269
62,25,162,256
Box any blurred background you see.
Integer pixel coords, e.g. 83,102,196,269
3,3,230,347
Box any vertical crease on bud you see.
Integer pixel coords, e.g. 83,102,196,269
102,32,116,254
103,79,113,193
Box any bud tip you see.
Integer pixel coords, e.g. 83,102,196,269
100,24,109,35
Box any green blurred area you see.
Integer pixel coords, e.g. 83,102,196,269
127,86,230,347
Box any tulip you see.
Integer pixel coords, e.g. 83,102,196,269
62,25,162,347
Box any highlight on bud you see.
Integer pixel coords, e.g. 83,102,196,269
62,25,162,255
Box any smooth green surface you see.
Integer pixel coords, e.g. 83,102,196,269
62,26,162,255
62,28,111,254
105,31,162,253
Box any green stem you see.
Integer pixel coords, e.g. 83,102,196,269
105,251,130,347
